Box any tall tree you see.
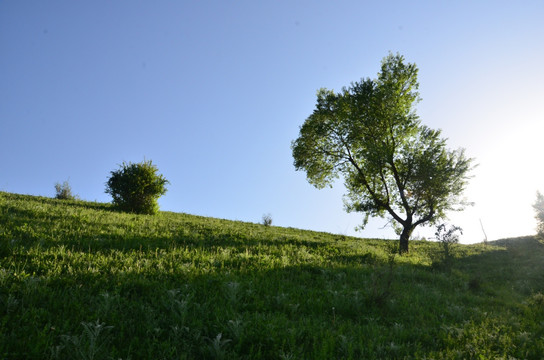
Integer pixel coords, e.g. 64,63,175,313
292,53,474,253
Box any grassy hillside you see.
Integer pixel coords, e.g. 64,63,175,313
1,191,544,359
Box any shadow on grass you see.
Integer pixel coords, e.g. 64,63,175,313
4,236,544,358
443,236,544,299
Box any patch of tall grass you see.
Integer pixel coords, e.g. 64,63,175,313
1,191,544,358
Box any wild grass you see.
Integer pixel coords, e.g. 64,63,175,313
1,191,544,359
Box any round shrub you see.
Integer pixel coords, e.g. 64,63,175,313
105,160,169,215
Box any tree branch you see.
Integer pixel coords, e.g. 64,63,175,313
389,159,411,222
344,151,405,226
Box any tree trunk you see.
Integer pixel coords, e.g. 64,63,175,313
399,225,413,254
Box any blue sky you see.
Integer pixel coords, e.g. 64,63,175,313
1,1,543,243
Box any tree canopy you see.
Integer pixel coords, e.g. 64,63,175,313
292,53,474,253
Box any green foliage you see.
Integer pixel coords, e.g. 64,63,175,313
105,160,169,215
56,320,113,360
431,223,462,269
54,180,77,200
368,244,397,307
292,53,474,253
533,191,544,235
1,192,544,359
0,239,11,258
262,213,273,227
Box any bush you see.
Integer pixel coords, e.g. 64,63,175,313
54,180,77,200
105,160,169,215
533,191,544,235
432,223,462,269
262,213,273,227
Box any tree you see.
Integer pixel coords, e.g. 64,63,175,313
105,160,169,215
533,191,544,235
291,53,474,253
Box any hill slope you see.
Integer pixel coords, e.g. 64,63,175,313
1,192,544,359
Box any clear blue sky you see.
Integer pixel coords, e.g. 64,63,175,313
2,1,543,243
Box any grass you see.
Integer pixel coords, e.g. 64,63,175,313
1,191,544,359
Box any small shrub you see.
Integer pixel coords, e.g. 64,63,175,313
533,191,544,235
204,333,231,360
54,180,77,200
262,213,273,227
433,223,462,269
56,320,113,360
527,292,544,307
105,160,169,215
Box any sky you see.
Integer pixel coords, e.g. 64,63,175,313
1,1,543,243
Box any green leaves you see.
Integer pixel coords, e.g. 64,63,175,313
292,53,474,252
105,160,169,215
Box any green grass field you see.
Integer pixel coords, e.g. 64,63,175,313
1,191,544,359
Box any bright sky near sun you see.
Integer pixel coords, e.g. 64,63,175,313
1,1,543,243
